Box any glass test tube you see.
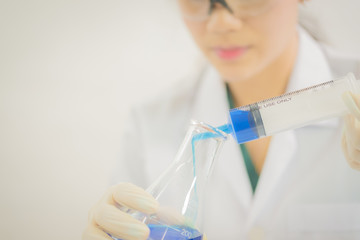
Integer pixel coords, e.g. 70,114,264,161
226,73,360,144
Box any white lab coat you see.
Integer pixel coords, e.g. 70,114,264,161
113,28,360,239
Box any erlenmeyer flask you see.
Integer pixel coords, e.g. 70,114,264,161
113,120,227,240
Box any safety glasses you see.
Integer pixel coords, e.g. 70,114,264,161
178,0,281,21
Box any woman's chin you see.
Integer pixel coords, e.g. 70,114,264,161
209,55,261,83
217,66,259,83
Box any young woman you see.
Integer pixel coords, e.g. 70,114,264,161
83,0,360,239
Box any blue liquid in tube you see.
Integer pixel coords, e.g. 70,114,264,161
227,105,265,144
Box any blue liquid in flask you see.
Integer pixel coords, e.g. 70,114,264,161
111,225,202,240
147,225,203,240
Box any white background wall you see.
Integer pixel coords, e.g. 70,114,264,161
0,1,359,240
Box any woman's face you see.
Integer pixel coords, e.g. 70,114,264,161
178,0,300,82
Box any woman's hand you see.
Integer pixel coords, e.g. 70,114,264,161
82,183,159,240
342,92,360,169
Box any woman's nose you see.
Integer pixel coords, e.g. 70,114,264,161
206,4,244,34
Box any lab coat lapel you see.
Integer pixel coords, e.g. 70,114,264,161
191,65,253,210
246,27,334,227
246,130,297,229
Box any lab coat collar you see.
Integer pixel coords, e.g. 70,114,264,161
191,65,229,127
287,27,338,128
287,27,332,92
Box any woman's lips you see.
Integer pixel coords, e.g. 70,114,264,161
213,46,249,60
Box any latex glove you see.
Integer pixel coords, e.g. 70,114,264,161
82,183,159,240
342,92,360,169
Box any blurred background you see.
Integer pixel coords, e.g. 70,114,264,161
0,0,359,239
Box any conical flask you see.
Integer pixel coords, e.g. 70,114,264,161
114,120,227,240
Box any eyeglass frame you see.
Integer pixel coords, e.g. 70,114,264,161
180,0,282,22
